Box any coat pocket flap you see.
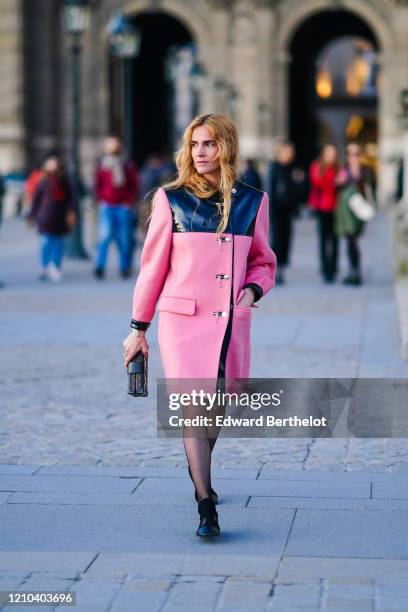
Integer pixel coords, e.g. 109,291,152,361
157,295,196,315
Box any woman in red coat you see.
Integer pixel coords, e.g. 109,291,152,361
308,144,341,283
123,114,276,537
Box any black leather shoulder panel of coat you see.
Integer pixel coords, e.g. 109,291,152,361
164,180,264,236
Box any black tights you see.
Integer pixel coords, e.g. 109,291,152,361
182,393,226,500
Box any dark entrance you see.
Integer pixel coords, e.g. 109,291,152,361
288,10,380,170
109,12,193,165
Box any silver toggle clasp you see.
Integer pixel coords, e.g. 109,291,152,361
213,310,227,323
216,236,231,251
215,273,230,287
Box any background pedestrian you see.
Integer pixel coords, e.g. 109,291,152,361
93,136,140,279
336,142,376,285
240,159,262,190
27,151,76,282
308,144,341,283
267,142,299,284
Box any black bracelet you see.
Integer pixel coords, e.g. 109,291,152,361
130,319,150,331
243,283,263,302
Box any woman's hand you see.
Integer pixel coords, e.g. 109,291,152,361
237,287,255,308
66,210,77,229
123,332,149,368
336,168,348,186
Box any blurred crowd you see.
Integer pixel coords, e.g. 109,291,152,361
0,134,383,289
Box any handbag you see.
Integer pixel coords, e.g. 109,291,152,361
127,351,148,397
347,182,376,222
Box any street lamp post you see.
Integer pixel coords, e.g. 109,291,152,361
400,89,408,205
107,13,141,158
394,89,408,283
61,0,90,259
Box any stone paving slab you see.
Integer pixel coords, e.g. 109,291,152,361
248,496,408,510
0,552,96,573
85,553,280,579
6,492,249,507
285,509,408,559
0,475,140,494
159,580,221,609
0,465,42,475
61,580,120,612
136,476,371,499
0,504,294,555
258,468,405,481
109,589,167,612
34,465,260,479
277,556,408,580
373,480,408,499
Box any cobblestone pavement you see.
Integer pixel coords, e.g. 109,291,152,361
1,210,407,471
1,209,408,611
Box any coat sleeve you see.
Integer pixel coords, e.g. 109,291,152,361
131,187,173,328
27,179,45,221
243,191,277,302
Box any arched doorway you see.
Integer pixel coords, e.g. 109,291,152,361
109,11,194,165
288,9,380,170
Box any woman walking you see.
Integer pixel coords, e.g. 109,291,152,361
335,143,376,286
27,152,76,282
308,144,341,283
123,114,276,537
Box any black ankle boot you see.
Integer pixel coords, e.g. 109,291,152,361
342,271,362,286
188,465,218,504
196,497,220,537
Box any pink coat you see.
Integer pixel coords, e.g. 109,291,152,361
131,181,277,380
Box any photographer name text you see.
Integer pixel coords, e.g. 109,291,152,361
167,415,327,427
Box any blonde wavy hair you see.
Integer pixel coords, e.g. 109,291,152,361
151,113,239,233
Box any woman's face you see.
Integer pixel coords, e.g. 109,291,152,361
104,137,121,156
347,144,361,164
322,145,338,165
44,158,60,173
277,145,295,165
191,125,220,176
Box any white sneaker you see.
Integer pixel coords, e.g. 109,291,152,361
47,262,62,282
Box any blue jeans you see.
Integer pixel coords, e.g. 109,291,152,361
96,203,135,272
40,234,64,269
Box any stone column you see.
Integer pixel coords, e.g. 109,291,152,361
0,0,25,171
229,5,260,158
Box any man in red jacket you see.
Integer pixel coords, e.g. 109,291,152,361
94,136,139,279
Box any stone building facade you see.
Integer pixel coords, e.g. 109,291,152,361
2,0,408,203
